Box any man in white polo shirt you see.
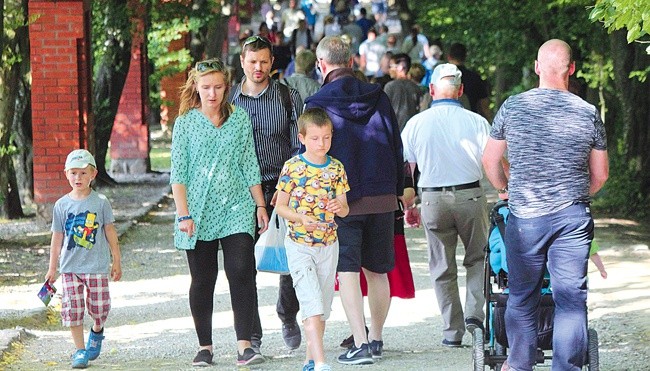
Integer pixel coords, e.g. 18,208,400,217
401,63,490,347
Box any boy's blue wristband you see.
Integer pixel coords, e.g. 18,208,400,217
177,215,192,222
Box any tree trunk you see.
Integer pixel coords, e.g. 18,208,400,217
189,0,208,63
92,0,132,186
0,67,19,218
12,0,33,206
0,0,27,219
610,30,650,192
205,15,228,60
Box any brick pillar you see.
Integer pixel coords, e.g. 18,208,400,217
29,0,92,220
159,35,189,137
110,2,149,174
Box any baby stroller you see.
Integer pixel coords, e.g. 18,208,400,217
471,200,600,370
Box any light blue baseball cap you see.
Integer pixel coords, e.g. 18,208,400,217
65,149,96,171
431,63,462,86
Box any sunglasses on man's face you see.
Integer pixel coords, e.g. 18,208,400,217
242,35,273,50
195,59,224,73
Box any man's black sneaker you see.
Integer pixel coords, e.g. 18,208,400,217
339,326,369,349
282,321,301,350
192,349,213,367
369,340,384,359
237,348,265,366
465,317,485,333
337,343,374,365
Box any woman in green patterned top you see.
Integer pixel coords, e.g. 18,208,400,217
170,58,269,367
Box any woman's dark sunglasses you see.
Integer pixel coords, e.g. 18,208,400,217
195,59,224,72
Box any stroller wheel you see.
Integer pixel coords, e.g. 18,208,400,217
494,342,506,356
493,342,506,371
586,328,599,370
472,328,485,371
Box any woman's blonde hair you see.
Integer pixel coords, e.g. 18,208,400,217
178,58,232,125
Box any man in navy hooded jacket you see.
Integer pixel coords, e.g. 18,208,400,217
305,35,404,365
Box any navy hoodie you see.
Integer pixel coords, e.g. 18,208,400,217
305,68,404,203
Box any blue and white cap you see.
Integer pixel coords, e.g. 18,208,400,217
431,63,462,86
64,149,96,171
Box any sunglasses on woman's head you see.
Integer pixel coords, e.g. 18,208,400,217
242,35,273,50
195,59,224,73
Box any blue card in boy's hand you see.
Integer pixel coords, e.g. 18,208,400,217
37,281,57,306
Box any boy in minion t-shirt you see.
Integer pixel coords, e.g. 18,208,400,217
275,108,350,371
45,149,122,369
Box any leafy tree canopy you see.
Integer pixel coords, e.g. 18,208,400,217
416,0,609,99
589,0,650,46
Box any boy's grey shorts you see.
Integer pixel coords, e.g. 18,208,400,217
285,237,339,321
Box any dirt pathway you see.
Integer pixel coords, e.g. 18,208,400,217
1,197,649,370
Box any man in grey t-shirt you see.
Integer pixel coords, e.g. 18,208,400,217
482,39,609,371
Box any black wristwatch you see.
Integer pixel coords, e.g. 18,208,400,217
497,187,509,194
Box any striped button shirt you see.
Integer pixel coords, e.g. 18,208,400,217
230,78,303,181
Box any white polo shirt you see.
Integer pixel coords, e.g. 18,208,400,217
401,99,490,188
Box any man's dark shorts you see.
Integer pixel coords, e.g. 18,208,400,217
335,211,395,273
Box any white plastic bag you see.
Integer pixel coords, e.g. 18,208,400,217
254,209,290,275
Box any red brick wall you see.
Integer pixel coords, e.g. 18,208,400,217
110,45,148,161
160,36,189,134
29,0,90,209
110,5,149,165
159,2,191,134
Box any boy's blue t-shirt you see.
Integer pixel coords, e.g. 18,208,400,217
51,190,114,274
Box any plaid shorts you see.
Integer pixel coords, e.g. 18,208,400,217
61,273,111,327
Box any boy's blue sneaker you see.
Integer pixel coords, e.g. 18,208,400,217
302,359,315,371
86,328,105,360
71,349,88,369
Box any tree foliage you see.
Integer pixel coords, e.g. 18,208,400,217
418,0,609,102
414,0,650,216
145,0,224,124
589,0,650,45
1,0,646,218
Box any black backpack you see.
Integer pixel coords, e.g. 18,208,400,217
276,80,294,122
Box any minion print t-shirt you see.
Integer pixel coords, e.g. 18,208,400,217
277,154,349,247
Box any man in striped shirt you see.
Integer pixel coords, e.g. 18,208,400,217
229,35,303,352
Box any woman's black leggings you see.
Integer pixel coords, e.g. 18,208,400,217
186,233,257,346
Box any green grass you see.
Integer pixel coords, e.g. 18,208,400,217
0,306,61,331
150,146,171,171
105,137,171,172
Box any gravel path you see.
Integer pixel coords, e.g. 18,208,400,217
2,188,650,370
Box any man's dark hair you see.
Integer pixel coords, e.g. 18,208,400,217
391,53,411,73
241,35,273,56
448,43,467,63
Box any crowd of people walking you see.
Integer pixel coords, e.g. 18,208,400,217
43,2,608,370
